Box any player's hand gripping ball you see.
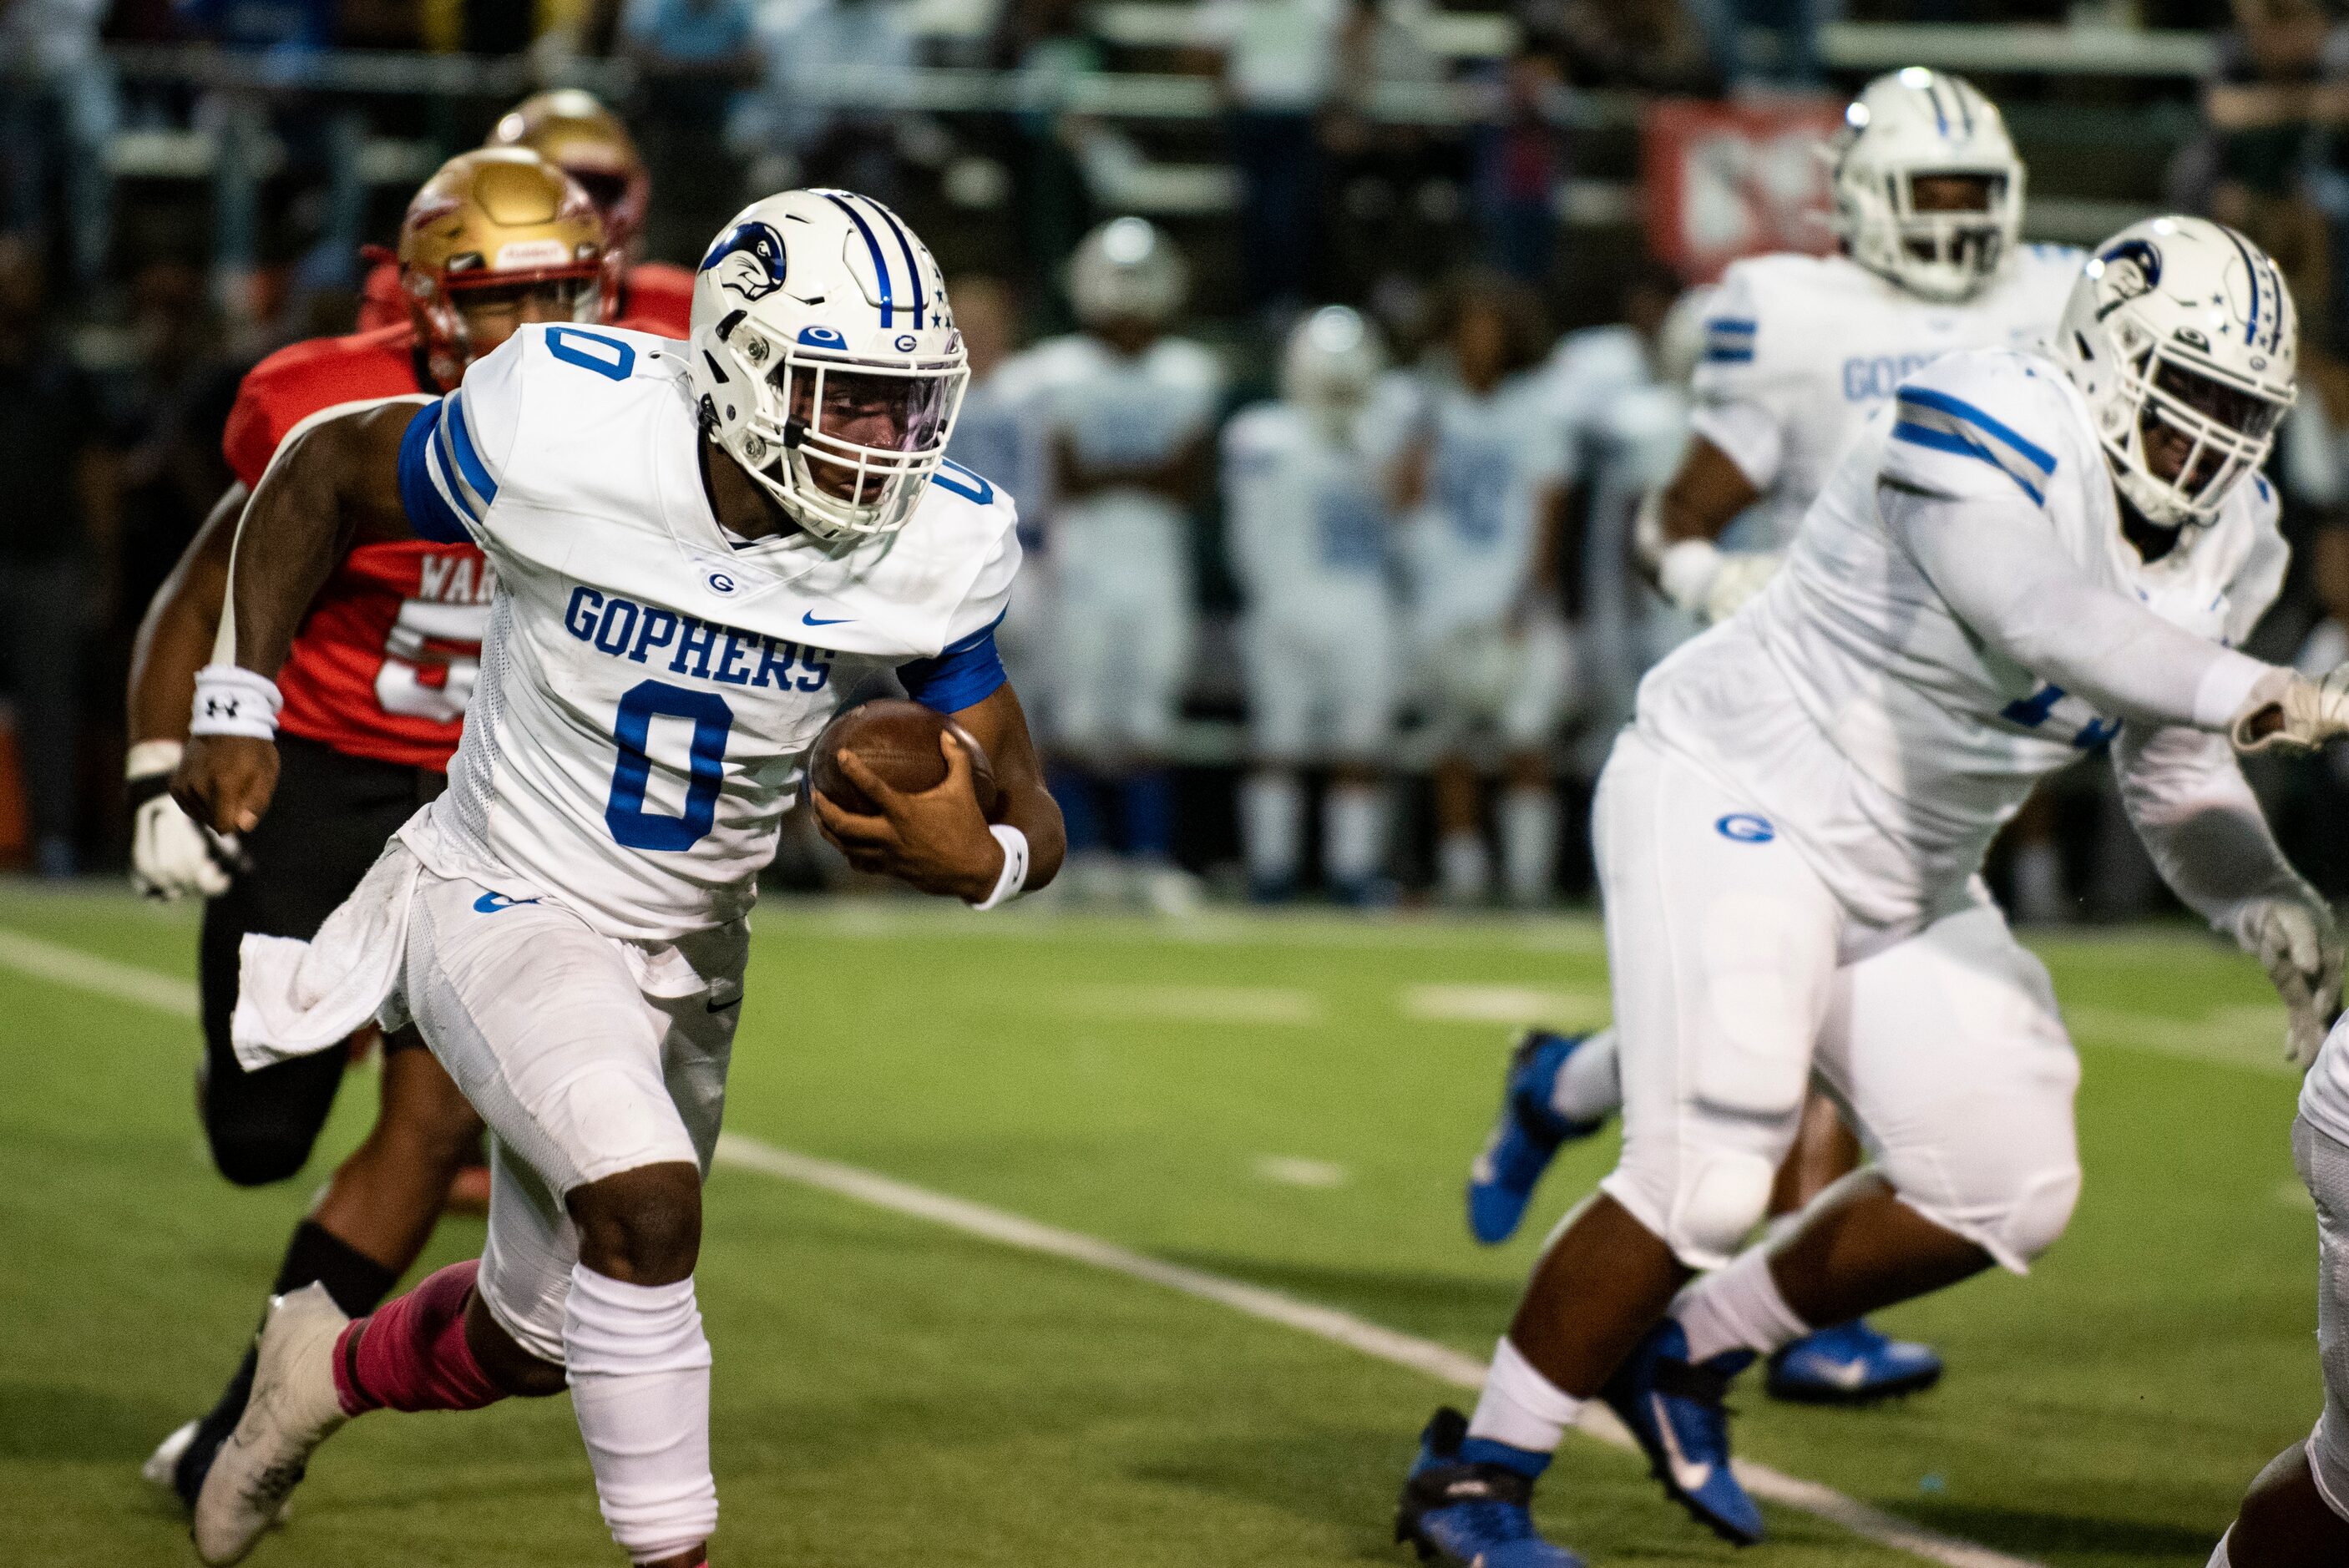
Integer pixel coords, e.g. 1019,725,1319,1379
808,700,1005,900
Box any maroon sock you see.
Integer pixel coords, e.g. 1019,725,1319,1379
332,1260,509,1416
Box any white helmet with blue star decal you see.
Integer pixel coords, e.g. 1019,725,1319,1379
689,188,969,541
2055,215,2296,529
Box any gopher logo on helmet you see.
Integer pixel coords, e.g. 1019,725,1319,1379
701,220,787,301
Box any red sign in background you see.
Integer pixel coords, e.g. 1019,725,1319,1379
1643,98,1848,284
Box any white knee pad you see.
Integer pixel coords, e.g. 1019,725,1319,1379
564,1266,718,1564
1603,1148,1777,1272
1895,1158,2081,1276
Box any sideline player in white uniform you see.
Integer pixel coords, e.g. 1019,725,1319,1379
1226,305,1400,903
169,189,1065,1568
2214,1014,2349,1566
1021,217,1223,911
1398,273,1571,907
944,274,1055,703
1468,67,2078,1400
1396,217,2349,1566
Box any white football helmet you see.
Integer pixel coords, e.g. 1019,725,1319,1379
690,189,968,542
1831,68,2023,303
2054,215,2296,529
1281,306,1385,439
1068,216,1187,328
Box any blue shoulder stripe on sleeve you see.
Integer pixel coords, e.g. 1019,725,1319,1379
397,402,476,543
440,387,499,508
1891,419,2045,505
1894,385,2056,474
898,612,1008,714
1701,346,1754,363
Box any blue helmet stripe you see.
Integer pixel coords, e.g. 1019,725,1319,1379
1922,79,1948,136
864,195,927,330
822,190,895,329
2222,225,2261,346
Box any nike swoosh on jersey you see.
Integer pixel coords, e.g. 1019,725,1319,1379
473,892,540,913
802,610,853,626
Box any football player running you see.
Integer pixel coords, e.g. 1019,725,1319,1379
2213,1013,2349,1567
1020,217,1222,912
1397,274,1572,908
358,89,694,339
133,148,619,1512
1225,306,1401,904
1396,216,2348,1565
172,188,1061,1568
1469,66,2076,1401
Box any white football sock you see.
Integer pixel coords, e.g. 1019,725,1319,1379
564,1266,718,1565
1240,771,1304,890
1439,831,1490,903
1549,1026,1623,1125
2205,1528,2230,1568
1500,787,1559,908
1323,782,1386,892
1673,1246,1813,1363
1467,1336,1583,1453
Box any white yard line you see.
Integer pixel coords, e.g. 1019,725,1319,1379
2,924,2043,1568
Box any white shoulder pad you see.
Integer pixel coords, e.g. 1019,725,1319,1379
918,459,1025,645
1880,348,2070,505
1220,400,1293,463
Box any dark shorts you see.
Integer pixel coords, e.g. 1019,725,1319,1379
197,735,445,1186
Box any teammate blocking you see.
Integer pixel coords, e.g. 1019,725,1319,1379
1397,215,2349,1568
169,188,1061,1567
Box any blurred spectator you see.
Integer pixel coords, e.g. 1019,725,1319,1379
0,0,118,294
1321,0,1450,301
0,238,118,876
1471,54,1569,286
176,0,368,315
1678,0,1837,87
741,0,914,207
1532,0,1722,94
622,0,758,260
1194,0,1345,317
989,0,1101,320
114,259,240,619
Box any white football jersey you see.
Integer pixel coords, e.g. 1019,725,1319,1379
1638,346,2286,935
1017,331,1223,549
396,323,1020,941
1401,367,1566,638
1221,401,1395,627
1692,245,2081,546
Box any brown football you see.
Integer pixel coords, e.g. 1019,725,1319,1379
808,699,999,818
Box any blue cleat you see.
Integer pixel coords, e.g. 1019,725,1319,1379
1395,1408,1585,1568
1466,1029,1609,1245
1599,1319,1764,1545
1766,1318,1942,1406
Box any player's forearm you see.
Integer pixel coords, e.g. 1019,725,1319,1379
1886,481,2272,731
127,481,241,745
1639,437,1764,601
954,685,1065,893
2114,724,2311,930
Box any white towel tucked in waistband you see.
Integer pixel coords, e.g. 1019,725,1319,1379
230,842,422,1071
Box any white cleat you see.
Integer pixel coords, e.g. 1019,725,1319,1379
143,1419,197,1495
193,1283,350,1565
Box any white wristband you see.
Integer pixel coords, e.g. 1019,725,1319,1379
967,823,1030,911
126,739,185,781
1657,538,1724,615
188,664,283,740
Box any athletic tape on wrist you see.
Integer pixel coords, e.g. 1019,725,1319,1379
968,824,1030,911
125,739,185,781
1658,538,1724,615
188,665,282,740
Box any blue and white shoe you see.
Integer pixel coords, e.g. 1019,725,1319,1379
1599,1319,1764,1545
1395,1408,1585,1568
1466,1029,1610,1246
1765,1318,1942,1406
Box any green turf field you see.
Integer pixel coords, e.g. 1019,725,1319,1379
0,883,2320,1567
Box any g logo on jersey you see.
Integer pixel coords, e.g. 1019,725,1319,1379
701,220,788,301
1716,813,1775,843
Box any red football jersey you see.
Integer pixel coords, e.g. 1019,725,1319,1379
224,324,490,772
355,258,693,338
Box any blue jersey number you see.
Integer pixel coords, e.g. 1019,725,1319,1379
2000,682,2119,751
1432,449,1511,545
546,327,637,381
605,680,733,850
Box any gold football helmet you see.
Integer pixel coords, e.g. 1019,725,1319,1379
398,148,614,391
485,89,651,257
